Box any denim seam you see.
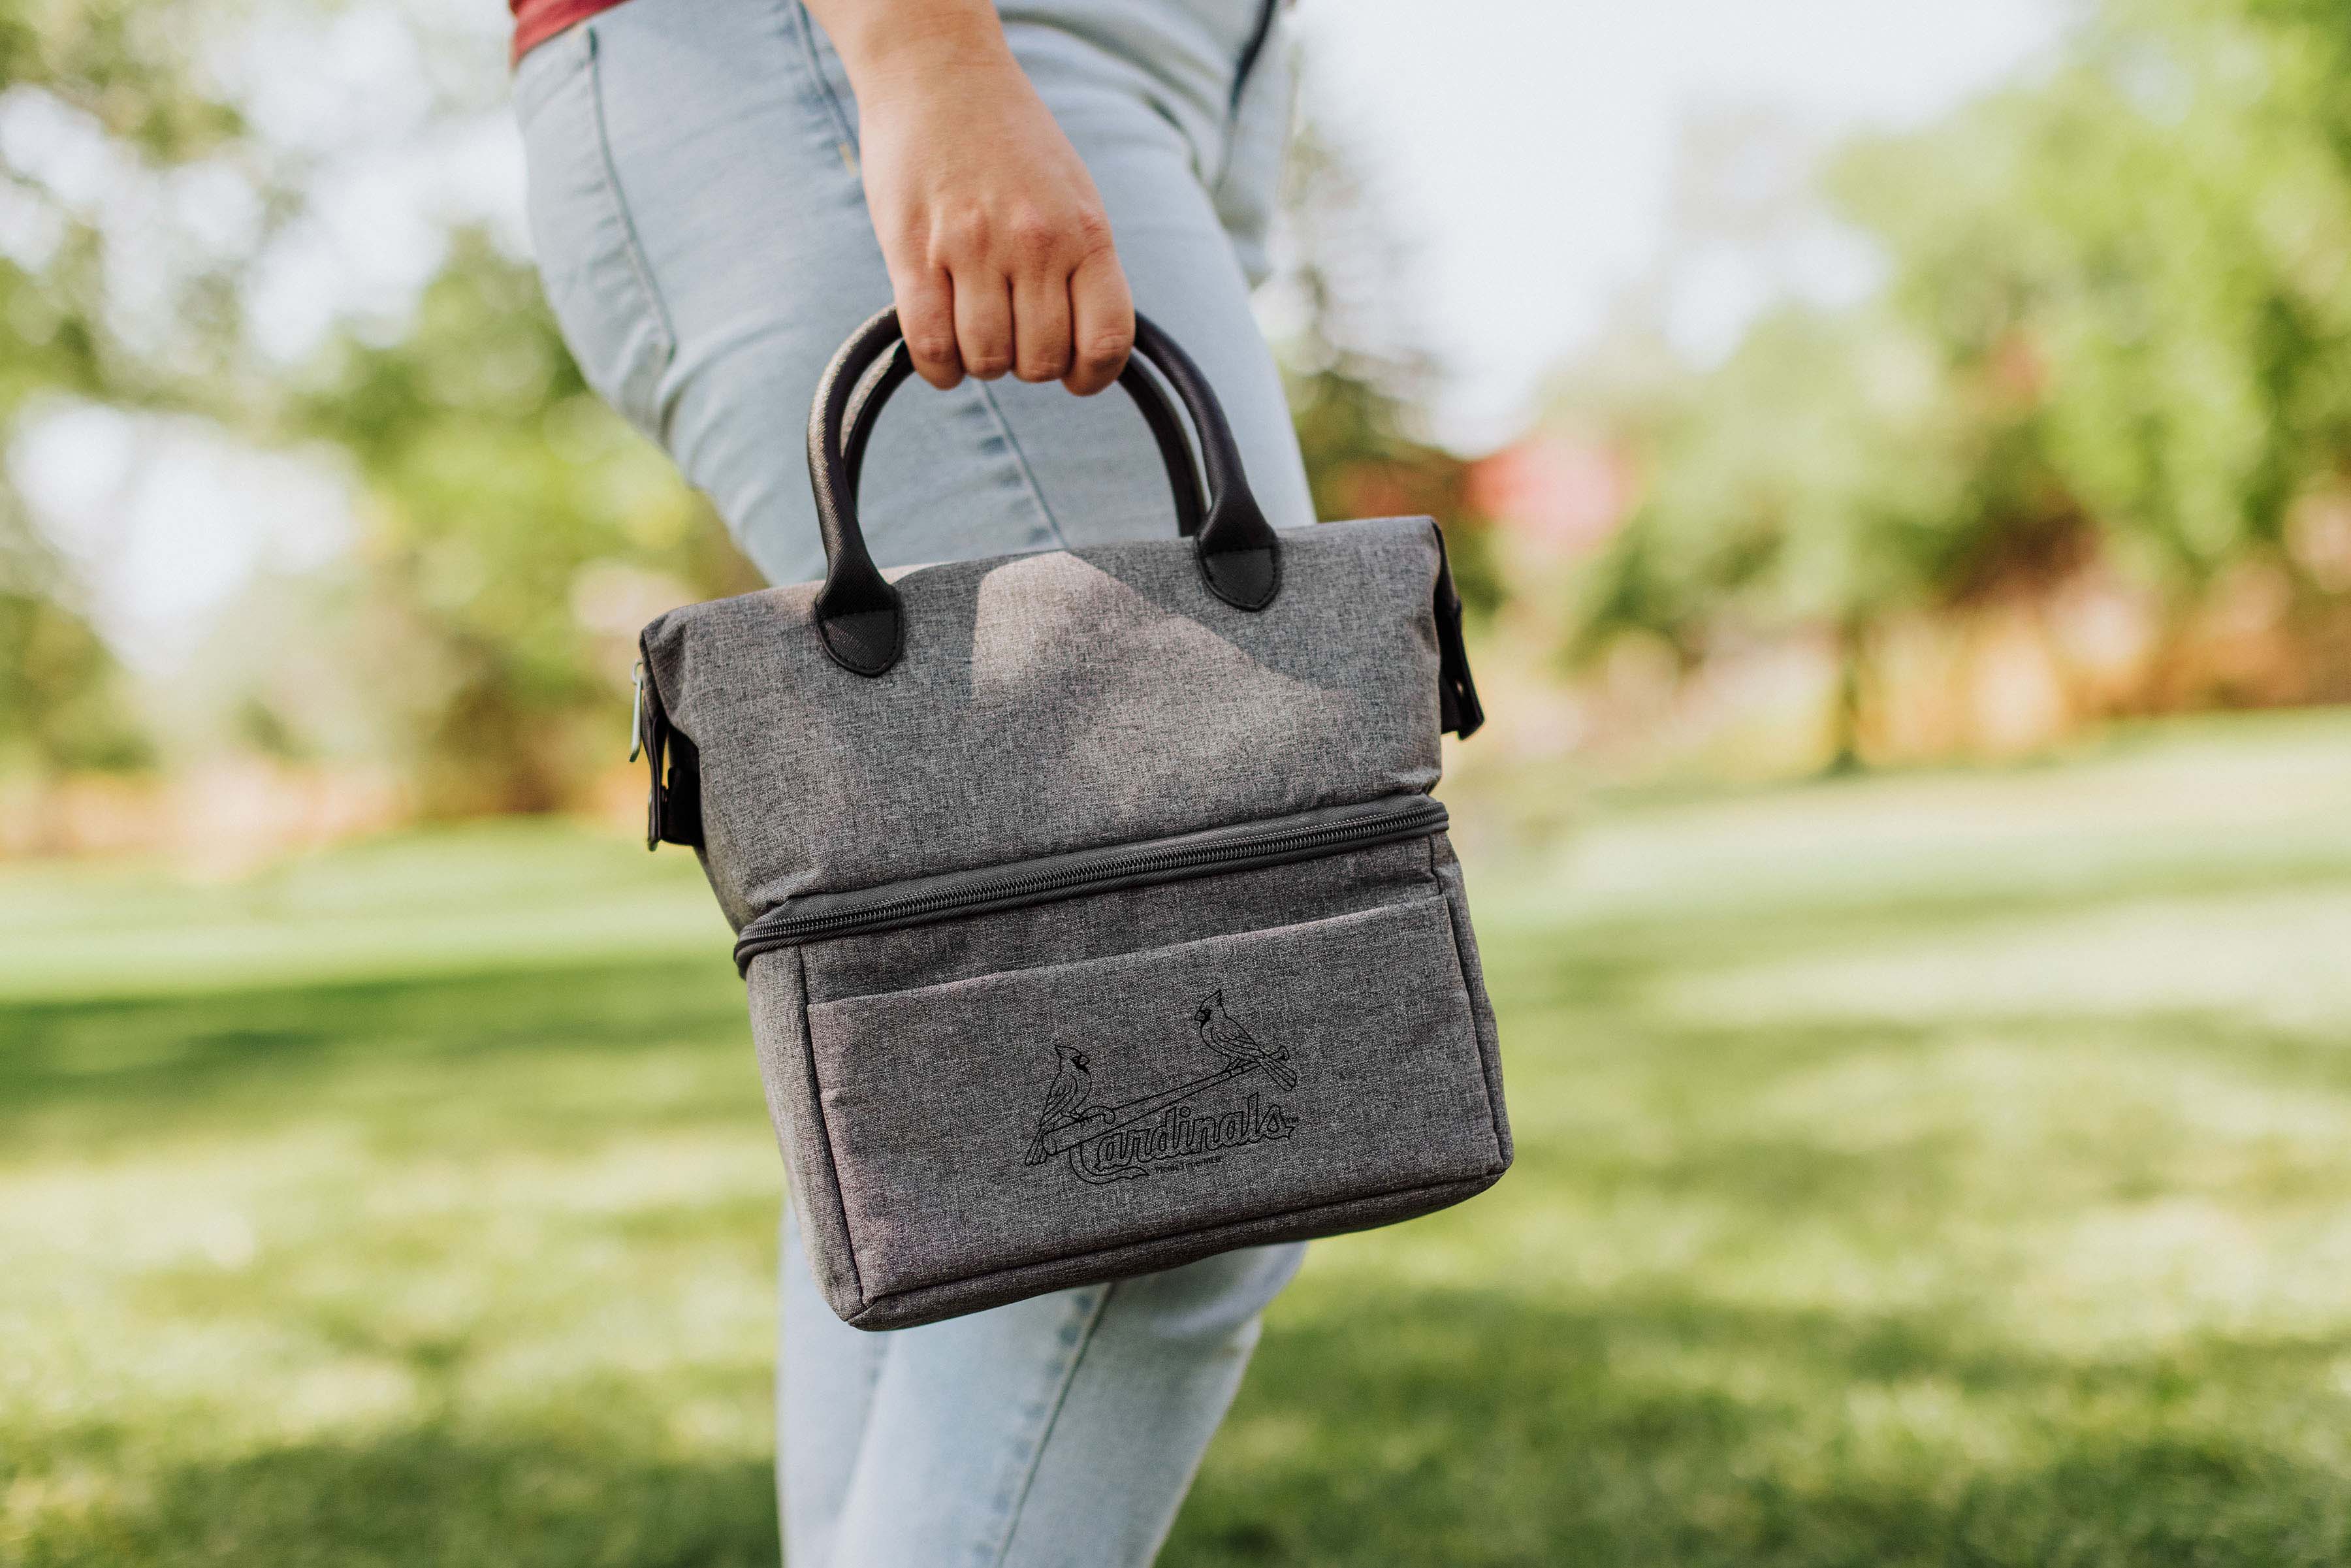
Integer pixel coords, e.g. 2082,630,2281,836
786,1,861,159
1211,1,1280,191
979,1281,1116,1568
580,23,680,435
1229,0,1279,115
973,385,1071,549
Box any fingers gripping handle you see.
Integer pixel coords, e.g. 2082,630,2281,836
806,307,1281,677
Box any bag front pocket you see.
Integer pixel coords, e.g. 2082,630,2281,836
801,893,1505,1302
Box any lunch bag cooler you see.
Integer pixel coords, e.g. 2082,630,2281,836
632,308,1511,1330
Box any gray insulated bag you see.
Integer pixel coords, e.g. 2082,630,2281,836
632,308,1510,1330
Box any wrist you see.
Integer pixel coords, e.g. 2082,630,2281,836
824,1,1016,105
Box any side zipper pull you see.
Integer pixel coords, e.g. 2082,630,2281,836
634,654,705,852
628,661,647,761
635,657,669,852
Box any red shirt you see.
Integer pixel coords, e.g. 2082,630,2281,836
511,0,630,65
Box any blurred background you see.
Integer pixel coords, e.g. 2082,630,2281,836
9,0,2351,1562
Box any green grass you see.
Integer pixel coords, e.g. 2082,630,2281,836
10,712,2351,1565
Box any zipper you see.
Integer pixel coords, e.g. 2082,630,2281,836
733,793,1447,973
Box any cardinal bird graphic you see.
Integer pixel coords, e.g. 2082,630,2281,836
1027,1044,1095,1164
1195,989,1297,1091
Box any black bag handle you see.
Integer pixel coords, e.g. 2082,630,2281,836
806,306,1282,676
839,336,1207,540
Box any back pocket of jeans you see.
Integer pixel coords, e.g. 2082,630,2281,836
801,892,1505,1300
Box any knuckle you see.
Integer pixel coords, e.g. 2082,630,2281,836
1006,210,1061,266
1016,349,1072,383
904,328,958,367
1076,328,1130,370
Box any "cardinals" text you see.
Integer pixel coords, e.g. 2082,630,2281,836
1070,1093,1296,1182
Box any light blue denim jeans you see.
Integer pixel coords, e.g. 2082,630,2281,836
515,3,1311,1561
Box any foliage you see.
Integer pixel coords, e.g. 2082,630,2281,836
1834,0,2351,592
10,715,2351,1561
0,0,261,775
0,585,151,773
0,0,750,809
1569,0,2351,735
284,231,753,814
1277,121,1503,618
0,0,253,413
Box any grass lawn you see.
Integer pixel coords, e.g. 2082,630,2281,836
9,711,2351,1565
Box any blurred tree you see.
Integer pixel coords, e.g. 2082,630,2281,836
0,0,263,776
0,515,151,775
1833,0,2351,598
1275,119,1501,617
1,0,747,816
286,229,754,815
1569,0,2351,756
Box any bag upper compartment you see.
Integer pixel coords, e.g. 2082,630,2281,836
640,515,1452,930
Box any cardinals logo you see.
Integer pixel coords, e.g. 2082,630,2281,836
1027,989,1302,1185
1194,989,1296,1089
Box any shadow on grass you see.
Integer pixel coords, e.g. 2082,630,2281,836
0,955,749,1151
19,1281,2350,1568
15,1414,778,1568
14,847,2351,1567
1172,1284,2351,1568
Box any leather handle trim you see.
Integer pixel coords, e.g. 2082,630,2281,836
806,307,1281,676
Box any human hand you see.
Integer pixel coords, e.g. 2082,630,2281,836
812,0,1134,395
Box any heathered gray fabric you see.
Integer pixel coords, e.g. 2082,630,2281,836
642,515,1446,929
840,1176,1497,1330
748,844,1507,1329
676,513,1509,1329
1430,833,1513,1169
808,895,1497,1297
797,835,1439,1006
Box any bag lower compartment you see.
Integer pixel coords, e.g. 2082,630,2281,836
743,803,1509,1329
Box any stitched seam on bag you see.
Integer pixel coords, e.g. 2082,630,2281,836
1429,833,1507,1168
796,870,1444,1023
579,25,679,433
861,1170,1486,1313
744,799,1445,966
793,944,869,1309
980,1283,1115,1567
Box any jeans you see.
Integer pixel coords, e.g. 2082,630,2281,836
514,0,1315,586
513,3,1311,1561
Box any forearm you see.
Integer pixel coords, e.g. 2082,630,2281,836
797,0,1133,394
800,0,1017,106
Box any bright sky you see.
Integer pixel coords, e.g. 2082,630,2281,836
16,0,2064,662
1291,0,2062,440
